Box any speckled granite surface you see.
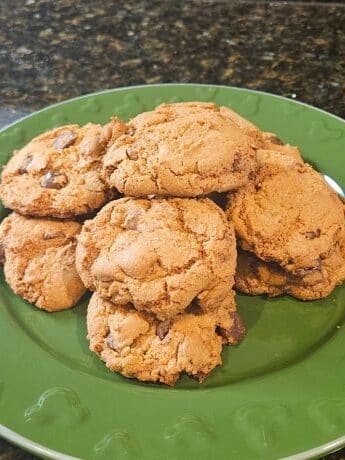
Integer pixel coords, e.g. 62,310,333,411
1,0,345,123
0,0,345,458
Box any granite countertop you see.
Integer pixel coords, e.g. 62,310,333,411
0,0,345,458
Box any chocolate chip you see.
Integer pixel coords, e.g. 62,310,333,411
305,229,321,240
41,171,68,189
105,333,116,350
156,320,170,340
19,155,33,174
125,147,138,160
43,231,66,240
54,130,77,149
216,311,246,344
0,242,5,264
268,135,284,145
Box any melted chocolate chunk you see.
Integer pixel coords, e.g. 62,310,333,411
156,320,170,340
54,130,77,149
216,311,246,344
126,147,138,160
41,171,68,189
105,333,116,350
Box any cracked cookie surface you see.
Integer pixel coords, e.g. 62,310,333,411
76,197,236,320
87,292,245,385
0,118,127,218
227,161,345,275
0,213,86,311
102,102,256,197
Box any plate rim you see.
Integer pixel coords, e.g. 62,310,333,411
1,83,345,460
1,83,344,136
2,420,345,460
0,423,79,460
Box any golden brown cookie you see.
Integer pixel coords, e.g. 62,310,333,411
236,236,345,300
227,162,345,276
0,213,86,311
0,118,127,218
76,197,236,320
87,292,245,385
102,102,257,197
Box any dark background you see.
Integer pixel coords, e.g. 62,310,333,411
0,0,345,458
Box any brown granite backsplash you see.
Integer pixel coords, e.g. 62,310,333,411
0,0,345,123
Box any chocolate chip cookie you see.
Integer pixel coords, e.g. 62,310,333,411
102,102,256,197
227,162,345,276
87,291,245,385
0,118,127,218
76,197,236,320
0,213,86,311
236,233,345,300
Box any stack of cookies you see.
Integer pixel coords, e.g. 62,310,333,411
0,101,344,385
0,118,127,311
230,158,345,300
76,102,250,385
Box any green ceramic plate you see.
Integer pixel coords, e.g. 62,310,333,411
0,84,345,460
